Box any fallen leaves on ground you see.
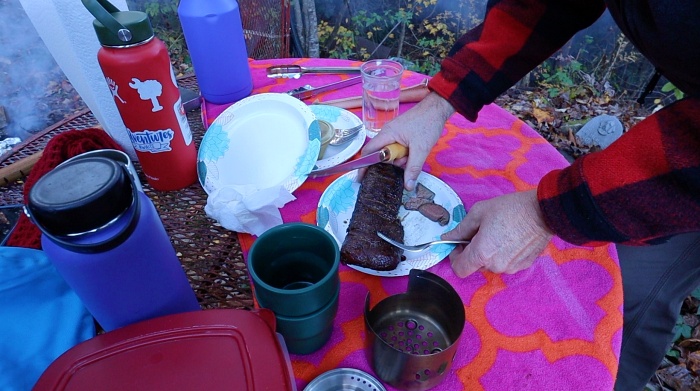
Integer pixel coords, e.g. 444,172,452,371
495,86,650,160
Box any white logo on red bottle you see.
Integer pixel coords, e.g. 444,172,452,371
106,77,126,103
129,78,163,112
128,128,175,153
174,98,193,145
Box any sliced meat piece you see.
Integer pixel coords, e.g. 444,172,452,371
415,182,435,201
418,203,450,226
341,163,404,271
403,196,434,211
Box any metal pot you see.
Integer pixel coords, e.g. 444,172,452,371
364,269,465,391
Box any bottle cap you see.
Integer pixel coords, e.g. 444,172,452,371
27,157,133,236
82,0,154,46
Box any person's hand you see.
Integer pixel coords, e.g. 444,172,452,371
361,92,455,191
441,189,553,277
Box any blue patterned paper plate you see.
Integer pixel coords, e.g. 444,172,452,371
316,170,467,277
197,93,320,194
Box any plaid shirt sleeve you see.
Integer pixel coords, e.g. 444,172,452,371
538,98,700,246
428,0,606,121
428,0,700,246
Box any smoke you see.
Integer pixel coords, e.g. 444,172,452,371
0,0,69,142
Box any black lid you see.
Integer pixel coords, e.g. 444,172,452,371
28,157,133,236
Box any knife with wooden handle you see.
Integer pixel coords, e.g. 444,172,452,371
309,143,407,178
267,65,361,79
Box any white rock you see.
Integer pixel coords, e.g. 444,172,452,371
575,114,623,149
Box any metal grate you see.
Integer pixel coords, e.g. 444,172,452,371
0,75,253,311
239,0,291,59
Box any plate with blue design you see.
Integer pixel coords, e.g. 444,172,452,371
316,170,467,277
197,93,320,194
309,105,366,170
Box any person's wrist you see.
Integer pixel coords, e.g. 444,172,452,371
526,189,554,236
422,92,456,123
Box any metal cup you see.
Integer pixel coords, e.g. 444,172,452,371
364,269,465,390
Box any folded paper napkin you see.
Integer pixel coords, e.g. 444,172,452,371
204,184,297,236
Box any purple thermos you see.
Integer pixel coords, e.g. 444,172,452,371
25,153,200,331
178,0,253,104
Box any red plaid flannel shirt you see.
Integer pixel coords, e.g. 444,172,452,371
428,0,700,246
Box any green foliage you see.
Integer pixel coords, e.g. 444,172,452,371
661,81,686,101
132,0,190,71
319,0,480,76
674,314,693,341
318,21,357,60
539,60,583,98
668,313,695,361
530,32,644,101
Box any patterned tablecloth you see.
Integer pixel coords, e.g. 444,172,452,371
210,58,622,391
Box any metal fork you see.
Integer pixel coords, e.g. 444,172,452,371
377,231,470,252
329,123,363,145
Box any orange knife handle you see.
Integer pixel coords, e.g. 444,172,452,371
381,143,408,163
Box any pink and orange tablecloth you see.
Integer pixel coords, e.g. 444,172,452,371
214,58,622,390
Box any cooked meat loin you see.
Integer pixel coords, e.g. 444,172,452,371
341,163,405,271
417,203,450,226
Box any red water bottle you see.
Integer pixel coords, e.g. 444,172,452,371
83,0,197,191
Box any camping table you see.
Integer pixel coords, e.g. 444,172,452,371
0,57,622,391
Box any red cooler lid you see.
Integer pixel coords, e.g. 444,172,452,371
33,309,295,391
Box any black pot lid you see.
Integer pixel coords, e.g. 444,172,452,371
28,157,133,236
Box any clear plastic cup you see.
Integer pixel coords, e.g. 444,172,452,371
361,59,404,135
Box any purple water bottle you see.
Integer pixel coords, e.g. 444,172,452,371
25,154,200,331
178,0,253,104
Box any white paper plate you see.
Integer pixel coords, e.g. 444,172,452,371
197,93,320,194
310,105,366,169
316,170,467,277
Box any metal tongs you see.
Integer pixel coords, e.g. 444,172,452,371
287,76,362,100
267,64,361,79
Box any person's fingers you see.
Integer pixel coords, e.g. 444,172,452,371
402,143,431,191
356,166,368,182
357,129,402,180
444,190,554,279
361,128,398,156
404,168,419,191
449,244,482,278
441,208,480,241
392,156,408,168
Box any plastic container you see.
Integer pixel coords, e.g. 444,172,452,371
25,155,200,332
178,0,253,104
32,309,296,391
83,0,198,191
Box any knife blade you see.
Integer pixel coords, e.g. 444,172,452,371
309,143,408,178
287,76,362,100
